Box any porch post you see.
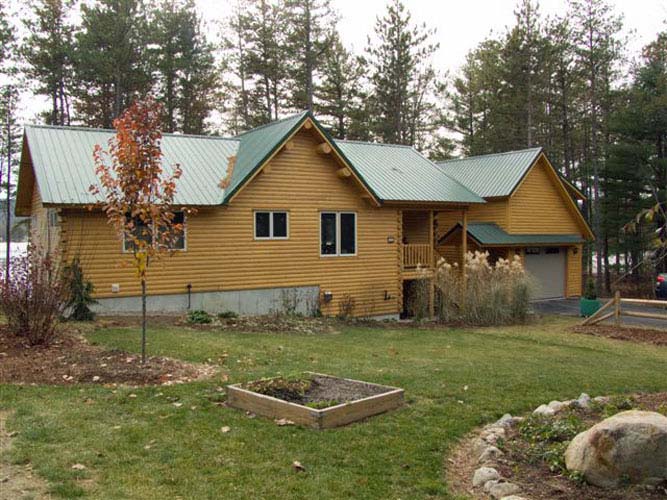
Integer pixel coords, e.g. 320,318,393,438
429,210,435,318
461,208,468,280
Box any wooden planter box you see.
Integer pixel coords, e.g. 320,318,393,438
226,372,404,429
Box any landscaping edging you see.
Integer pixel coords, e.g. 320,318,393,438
446,393,667,500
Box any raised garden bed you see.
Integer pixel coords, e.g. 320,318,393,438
226,372,404,429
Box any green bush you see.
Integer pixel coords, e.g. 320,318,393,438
63,258,97,321
187,310,212,324
218,310,238,319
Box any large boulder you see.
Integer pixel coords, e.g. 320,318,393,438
565,410,667,488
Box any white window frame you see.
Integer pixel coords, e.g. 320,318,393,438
122,211,187,253
253,210,289,240
320,211,357,257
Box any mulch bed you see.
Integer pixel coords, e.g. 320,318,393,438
0,328,216,386
447,392,667,500
571,324,667,346
244,374,389,407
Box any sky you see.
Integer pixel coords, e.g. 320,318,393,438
10,0,667,124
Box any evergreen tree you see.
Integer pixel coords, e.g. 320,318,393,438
364,0,439,146
151,0,218,134
316,34,365,138
222,1,253,133
285,0,337,111
73,0,151,128
22,0,77,126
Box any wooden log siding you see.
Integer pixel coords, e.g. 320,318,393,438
59,129,402,318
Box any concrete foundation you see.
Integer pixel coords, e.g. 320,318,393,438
92,285,321,316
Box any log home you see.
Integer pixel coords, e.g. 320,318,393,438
16,111,592,317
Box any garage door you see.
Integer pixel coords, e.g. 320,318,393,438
524,247,566,300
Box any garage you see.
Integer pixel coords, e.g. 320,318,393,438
524,247,566,300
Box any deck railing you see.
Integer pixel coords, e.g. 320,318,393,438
402,244,432,269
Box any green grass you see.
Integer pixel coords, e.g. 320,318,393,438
3,317,667,499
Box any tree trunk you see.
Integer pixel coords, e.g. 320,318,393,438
141,278,147,364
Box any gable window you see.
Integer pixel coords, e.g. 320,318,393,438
320,212,356,256
123,211,186,252
254,211,289,239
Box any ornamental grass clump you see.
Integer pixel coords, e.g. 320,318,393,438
434,251,533,326
0,246,69,345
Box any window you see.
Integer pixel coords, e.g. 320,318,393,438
254,211,289,239
320,212,356,256
545,247,561,254
123,211,186,252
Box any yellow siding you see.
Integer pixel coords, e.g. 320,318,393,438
436,201,508,238
30,181,60,254
566,245,583,297
58,128,401,317
509,157,582,234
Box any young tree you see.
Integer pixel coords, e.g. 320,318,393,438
22,0,77,126
91,97,187,363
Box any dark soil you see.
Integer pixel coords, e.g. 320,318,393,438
571,324,667,346
447,392,667,500
243,374,391,408
0,328,216,386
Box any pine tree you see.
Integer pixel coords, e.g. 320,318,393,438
151,0,218,134
222,1,253,133
74,0,151,128
285,0,337,111
22,0,77,126
316,34,365,138
365,0,439,145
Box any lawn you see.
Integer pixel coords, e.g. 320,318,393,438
3,317,667,499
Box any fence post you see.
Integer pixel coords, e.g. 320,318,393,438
614,291,621,327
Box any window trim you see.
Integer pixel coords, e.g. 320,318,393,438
253,210,290,240
320,211,357,257
122,211,187,253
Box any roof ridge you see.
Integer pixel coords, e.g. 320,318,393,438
234,111,309,138
438,147,543,166
24,123,238,142
335,138,414,149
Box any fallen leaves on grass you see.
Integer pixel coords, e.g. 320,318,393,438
71,464,87,471
275,418,295,426
292,461,305,472
220,426,231,433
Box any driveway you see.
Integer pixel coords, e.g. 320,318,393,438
533,298,667,330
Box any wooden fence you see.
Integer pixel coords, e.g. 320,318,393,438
582,291,667,326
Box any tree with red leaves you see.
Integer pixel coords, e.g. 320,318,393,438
91,97,189,364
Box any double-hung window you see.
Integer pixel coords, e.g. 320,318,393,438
320,212,356,256
123,211,186,252
254,211,288,239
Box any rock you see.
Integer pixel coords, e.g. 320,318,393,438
499,496,529,500
495,414,514,427
565,410,667,488
575,393,591,409
481,426,506,444
488,481,521,499
472,466,500,487
483,479,500,493
533,404,555,417
478,445,504,463
471,437,488,458
548,400,568,413
593,396,610,405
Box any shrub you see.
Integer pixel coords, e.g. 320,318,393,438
584,278,597,300
218,310,238,319
0,246,69,345
433,251,534,326
187,310,212,324
338,294,356,319
406,277,430,321
63,258,97,321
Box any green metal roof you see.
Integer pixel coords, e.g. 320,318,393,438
337,140,485,204
440,222,584,246
23,125,239,206
20,111,485,207
437,147,543,198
